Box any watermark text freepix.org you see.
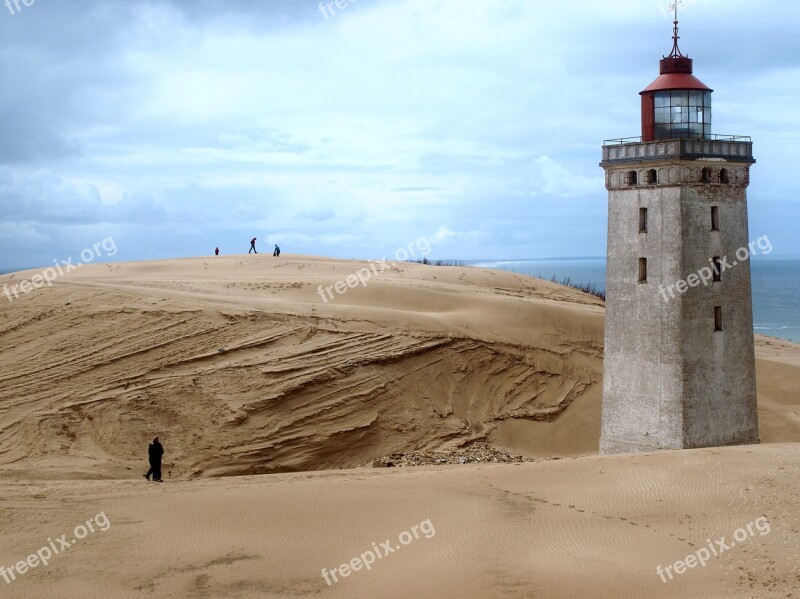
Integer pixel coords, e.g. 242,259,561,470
659,235,772,303
3,237,118,303
656,516,770,583
318,0,361,20
1,512,111,584
5,0,36,16
316,236,431,304
321,518,436,586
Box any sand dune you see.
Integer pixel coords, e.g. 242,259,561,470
1,255,798,598
0,444,797,598
0,255,607,480
0,255,798,480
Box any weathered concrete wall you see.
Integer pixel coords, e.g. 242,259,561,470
680,185,759,447
601,184,685,453
600,152,759,454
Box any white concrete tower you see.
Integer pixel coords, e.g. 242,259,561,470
599,9,760,454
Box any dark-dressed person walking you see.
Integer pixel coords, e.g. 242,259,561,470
249,237,258,254
144,437,164,482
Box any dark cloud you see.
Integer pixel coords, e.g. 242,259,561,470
0,123,81,163
160,0,321,26
0,0,796,268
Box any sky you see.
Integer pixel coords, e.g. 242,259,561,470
0,0,798,269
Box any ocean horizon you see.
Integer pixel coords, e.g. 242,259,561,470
468,256,800,344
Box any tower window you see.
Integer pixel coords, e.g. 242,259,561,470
702,168,712,183
714,306,723,331
638,258,648,284
711,206,720,231
646,169,658,185
719,168,730,184
712,257,722,282
639,208,648,233
626,170,638,186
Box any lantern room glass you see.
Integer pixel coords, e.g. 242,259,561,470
653,90,711,140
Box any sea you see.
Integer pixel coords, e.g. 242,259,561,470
3,259,799,344
468,257,800,344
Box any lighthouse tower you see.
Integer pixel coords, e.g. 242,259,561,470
599,9,759,454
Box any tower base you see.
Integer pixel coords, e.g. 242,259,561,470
600,435,760,456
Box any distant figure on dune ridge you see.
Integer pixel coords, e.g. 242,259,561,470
144,437,164,482
273,244,280,257
249,237,258,254
215,247,219,256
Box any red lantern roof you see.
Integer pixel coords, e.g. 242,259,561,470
641,72,712,94
640,5,713,94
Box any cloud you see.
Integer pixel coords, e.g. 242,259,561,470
0,222,51,245
0,0,796,266
434,227,456,243
529,156,604,198
297,206,337,222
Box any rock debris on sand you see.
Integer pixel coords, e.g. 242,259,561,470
369,442,543,467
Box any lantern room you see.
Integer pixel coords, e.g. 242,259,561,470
640,12,712,142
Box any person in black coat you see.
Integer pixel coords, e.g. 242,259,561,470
144,437,164,482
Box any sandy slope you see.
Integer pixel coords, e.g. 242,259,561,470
0,254,798,480
1,255,799,598
0,255,606,480
0,444,797,598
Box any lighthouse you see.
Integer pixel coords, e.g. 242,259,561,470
599,8,760,454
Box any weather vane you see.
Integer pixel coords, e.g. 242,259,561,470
665,0,686,59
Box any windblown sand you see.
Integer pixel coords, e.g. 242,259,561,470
0,255,798,597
